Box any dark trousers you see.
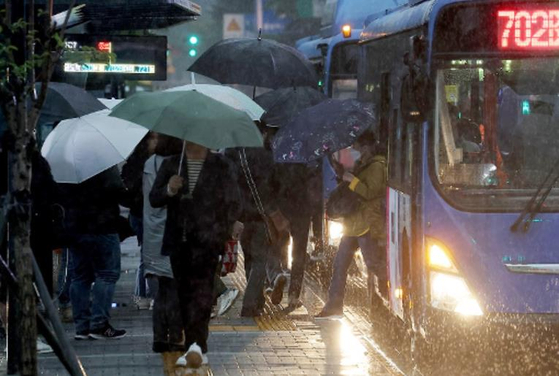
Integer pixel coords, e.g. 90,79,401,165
213,264,227,303
285,212,312,300
241,221,273,312
170,244,218,354
150,275,184,353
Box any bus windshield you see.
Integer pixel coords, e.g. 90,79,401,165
330,43,358,99
433,58,559,210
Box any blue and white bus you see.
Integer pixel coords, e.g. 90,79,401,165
360,0,559,372
297,0,406,99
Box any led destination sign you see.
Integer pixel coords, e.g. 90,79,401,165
433,3,559,55
62,34,167,81
64,63,156,74
498,9,559,49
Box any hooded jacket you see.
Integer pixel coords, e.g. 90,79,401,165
343,154,387,239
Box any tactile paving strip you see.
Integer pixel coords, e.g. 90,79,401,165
228,255,298,332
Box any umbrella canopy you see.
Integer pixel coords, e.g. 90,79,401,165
41,110,148,183
272,99,375,163
98,98,123,109
254,86,327,127
109,91,263,150
188,37,318,89
183,71,220,85
166,84,264,121
39,82,108,124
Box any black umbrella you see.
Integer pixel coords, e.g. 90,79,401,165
0,83,106,135
272,99,375,164
38,82,107,124
188,37,318,90
254,86,327,127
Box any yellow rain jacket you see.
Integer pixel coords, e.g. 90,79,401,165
343,154,387,239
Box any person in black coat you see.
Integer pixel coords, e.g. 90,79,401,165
59,166,129,340
274,162,323,308
150,141,241,369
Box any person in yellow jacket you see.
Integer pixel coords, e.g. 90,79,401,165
316,131,386,319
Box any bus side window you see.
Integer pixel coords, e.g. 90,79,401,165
389,108,403,185
404,122,416,190
380,73,391,152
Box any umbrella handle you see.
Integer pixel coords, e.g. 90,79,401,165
178,140,186,175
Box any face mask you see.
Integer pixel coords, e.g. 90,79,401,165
350,148,361,161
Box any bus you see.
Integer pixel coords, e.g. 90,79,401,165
297,0,407,99
359,0,559,372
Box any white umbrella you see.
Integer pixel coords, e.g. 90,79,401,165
98,98,123,109
165,84,265,121
41,109,148,183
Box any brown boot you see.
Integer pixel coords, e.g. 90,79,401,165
162,351,183,376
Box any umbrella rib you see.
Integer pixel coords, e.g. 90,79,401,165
70,123,81,182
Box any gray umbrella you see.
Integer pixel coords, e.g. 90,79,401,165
37,82,107,124
188,37,318,90
0,82,106,135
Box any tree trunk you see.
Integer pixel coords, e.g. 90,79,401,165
7,0,38,373
12,105,37,376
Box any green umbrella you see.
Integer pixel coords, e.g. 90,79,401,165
109,90,263,150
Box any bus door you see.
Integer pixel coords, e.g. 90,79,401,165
386,75,416,320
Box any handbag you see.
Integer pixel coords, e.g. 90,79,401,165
221,240,240,276
326,181,363,220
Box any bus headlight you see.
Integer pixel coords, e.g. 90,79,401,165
427,238,483,317
328,221,344,242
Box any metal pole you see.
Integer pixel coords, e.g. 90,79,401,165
32,255,87,376
255,0,263,32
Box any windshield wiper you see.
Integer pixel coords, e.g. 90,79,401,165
511,157,559,233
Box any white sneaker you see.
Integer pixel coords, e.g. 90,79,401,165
133,296,151,310
37,338,53,354
217,289,239,316
176,343,203,368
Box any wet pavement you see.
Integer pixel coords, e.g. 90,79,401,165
29,238,404,376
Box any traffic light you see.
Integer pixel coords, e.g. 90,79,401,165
187,34,199,57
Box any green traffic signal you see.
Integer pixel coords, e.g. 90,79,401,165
188,48,197,57
189,36,199,45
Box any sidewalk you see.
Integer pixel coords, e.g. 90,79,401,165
32,238,402,376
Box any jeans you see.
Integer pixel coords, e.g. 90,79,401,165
57,249,73,308
323,232,377,313
70,234,121,333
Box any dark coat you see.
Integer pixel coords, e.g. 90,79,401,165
225,148,278,222
149,152,241,257
30,151,63,250
121,140,152,218
59,166,128,236
274,162,322,219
